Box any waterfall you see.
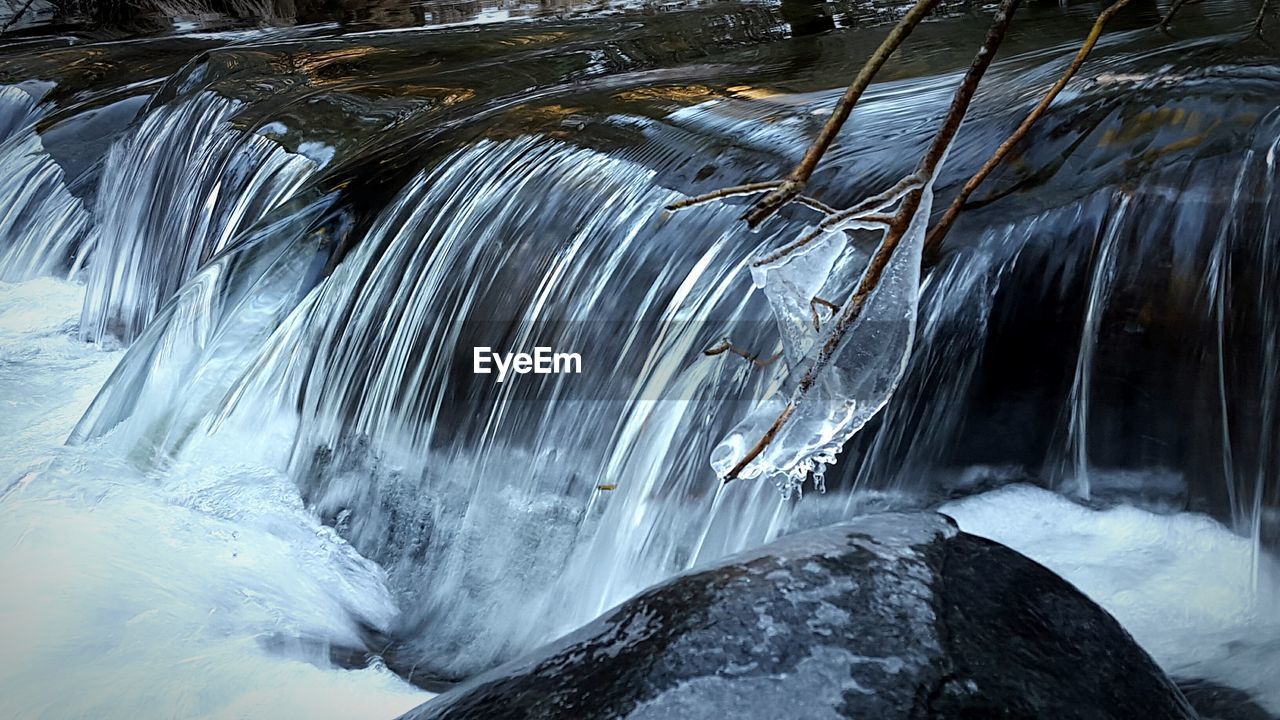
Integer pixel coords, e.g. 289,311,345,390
1061,193,1129,501
0,86,92,281
71,93,1280,680
1202,114,1280,585
4,14,1278,693
80,91,318,344
71,133,806,675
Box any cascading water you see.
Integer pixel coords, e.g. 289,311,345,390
1201,117,1280,582
80,90,319,344
1060,193,1129,500
69,55,1280,684
3,1,1280,717
0,85,92,281
71,133,806,674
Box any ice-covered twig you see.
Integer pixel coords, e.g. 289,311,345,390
0,0,38,33
704,339,783,368
751,174,924,268
663,181,838,220
809,297,840,331
720,0,1024,482
663,181,785,212
925,0,1135,261
794,196,839,215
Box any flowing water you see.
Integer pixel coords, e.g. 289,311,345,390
2,0,1280,716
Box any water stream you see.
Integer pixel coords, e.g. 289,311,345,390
2,0,1279,716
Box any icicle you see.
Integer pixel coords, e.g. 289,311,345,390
711,183,933,489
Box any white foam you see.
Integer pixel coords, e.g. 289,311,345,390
0,278,116,470
943,484,1280,713
0,278,431,720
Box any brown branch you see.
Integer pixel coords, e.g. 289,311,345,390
810,297,840,330
737,0,943,228
795,196,838,215
665,183,837,218
860,212,898,225
924,0,1135,260
723,0,1023,482
704,339,783,368
751,174,922,268
664,181,784,212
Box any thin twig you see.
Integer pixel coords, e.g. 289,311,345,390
704,340,783,367
924,0,1135,259
795,196,839,214
810,297,840,330
738,0,943,228
723,0,1023,482
667,183,834,217
721,405,795,485
1160,0,1195,29
664,181,784,212
1255,0,1274,36
860,212,898,224
0,0,39,34
751,174,923,268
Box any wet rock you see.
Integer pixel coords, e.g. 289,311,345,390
397,512,1199,720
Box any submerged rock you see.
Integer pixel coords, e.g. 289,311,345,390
1176,679,1277,720
397,512,1199,720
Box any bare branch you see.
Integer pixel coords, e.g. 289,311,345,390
1255,0,1274,37
704,339,783,368
1160,0,1196,29
723,0,1024,482
809,297,840,330
664,181,784,212
795,196,838,214
751,174,922,268
739,0,943,228
860,212,898,225
666,184,836,226
925,0,1135,260
0,0,38,34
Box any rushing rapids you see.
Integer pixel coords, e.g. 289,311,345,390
1,0,1279,716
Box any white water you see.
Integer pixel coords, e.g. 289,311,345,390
0,278,430,720
945,484,1280,715
1,25,1276,711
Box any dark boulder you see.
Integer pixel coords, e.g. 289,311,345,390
397,512,1199,720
